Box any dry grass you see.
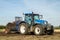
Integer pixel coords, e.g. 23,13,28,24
0,29,5,32
54,29,60,32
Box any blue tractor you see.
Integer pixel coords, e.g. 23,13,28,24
5,12,54,35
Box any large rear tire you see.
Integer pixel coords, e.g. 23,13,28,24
34,25,43,35
19,23,28,35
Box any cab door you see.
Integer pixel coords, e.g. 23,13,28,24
25,15,32,25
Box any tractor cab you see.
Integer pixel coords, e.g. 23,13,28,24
24,12,47,26
24,12,39,25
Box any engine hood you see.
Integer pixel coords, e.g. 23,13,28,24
35,20,45,24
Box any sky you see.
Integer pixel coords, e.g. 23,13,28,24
0,0,60,26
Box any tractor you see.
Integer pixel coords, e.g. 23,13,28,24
5,12,54,35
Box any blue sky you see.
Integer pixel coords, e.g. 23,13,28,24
0,0,60,26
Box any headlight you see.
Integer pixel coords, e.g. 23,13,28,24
44,22,46,24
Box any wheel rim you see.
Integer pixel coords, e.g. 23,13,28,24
35,27,40,34
20,25,26,34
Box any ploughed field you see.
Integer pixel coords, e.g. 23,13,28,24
0,29,60,40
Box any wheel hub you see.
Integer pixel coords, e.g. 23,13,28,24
35,27,40,34
20,25,26,34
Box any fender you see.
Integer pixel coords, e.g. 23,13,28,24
33,23,42,26
19,21,26,24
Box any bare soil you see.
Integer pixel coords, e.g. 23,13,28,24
0,29,60,40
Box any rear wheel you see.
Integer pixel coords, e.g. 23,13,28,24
19,23,28,35
34,25,43,35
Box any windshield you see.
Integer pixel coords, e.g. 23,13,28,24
34,16,39,20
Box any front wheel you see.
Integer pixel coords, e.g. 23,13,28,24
34,25,43,35
47,30,54,35
19,23,28,35
47,26,54,35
